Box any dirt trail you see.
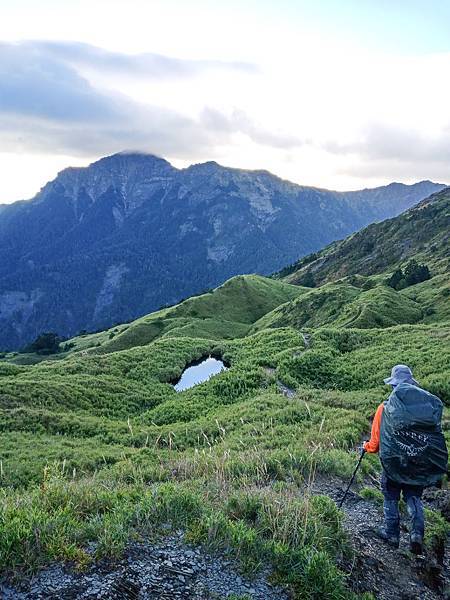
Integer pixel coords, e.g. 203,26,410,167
311,476,450,600
262,332,311,399
263,366,296,398
301,332,311,348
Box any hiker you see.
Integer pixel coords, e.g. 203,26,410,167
364,364,448,554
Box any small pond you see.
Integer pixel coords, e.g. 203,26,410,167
173,356,228,392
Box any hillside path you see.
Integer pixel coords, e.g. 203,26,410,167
262,331,311,398
311,476,450,600
0,533,288,600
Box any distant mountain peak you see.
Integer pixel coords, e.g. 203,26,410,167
35,151,176,212
94,150,171,165
0,152,446,350
62,151,173,174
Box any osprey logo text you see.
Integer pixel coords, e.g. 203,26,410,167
394,430,428,457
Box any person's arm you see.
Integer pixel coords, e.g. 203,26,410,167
363,403,384,453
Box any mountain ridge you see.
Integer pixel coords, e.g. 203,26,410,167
280,186,450,286
5,151,447,207
6,184,448,363
0,151,445,349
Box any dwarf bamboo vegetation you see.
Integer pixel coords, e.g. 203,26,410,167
0,189,449,598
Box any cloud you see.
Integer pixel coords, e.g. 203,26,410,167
0,43,121,122
325,123,450,183
0,41,288,159
11,40,258,79
201,107,304,149
336,156,450,184
4,39,448,191
0,112,209,159
0,43,204,156
326,121,450,163
323,121,450,183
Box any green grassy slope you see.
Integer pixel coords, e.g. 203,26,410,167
401,273,450,324
280,186,449,286
1,324,448,593
73,275,304,355
254,187,450,333
2,325,448,487
251,279,443,332
0,190,449,598
2,275,304,364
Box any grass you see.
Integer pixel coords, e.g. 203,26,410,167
1,275,303,364
0,318,448,597
253,277,449,333
0,200,449,598
401,273,450,324
0,473,357,598
69,274,304,356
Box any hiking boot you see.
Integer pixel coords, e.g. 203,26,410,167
410,532,424,555
376,527,399,548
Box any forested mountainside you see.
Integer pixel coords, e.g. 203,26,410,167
7,183,444,361
0,151,444,350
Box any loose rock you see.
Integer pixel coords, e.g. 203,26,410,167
0,532,288,600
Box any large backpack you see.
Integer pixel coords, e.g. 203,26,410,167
380,383,448,486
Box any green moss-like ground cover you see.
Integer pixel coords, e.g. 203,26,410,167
1,316,448,597
1,192,449,598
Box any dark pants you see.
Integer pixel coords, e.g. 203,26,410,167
381,471,424,538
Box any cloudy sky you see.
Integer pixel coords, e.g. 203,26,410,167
1,0,450,202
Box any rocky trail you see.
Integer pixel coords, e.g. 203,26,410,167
1,477,448,600
0,532,288,600
263,366,297,399
312,476,450,600
262,333,311,399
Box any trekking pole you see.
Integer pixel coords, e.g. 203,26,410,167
338,447,366,508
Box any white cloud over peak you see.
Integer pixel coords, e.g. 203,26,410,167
0,4,449,203
0,41,293,161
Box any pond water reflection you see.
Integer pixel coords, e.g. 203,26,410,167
174,356,228,392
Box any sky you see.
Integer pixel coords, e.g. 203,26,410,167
1,0,450,203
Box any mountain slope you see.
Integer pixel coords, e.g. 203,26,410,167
247,187,450,334
0,152,444,349
73,274,305,356
280,187,449,285
1,181,449,598
251,281,430,333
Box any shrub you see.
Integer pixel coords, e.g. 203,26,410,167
387,261,431,290
22,333,63,355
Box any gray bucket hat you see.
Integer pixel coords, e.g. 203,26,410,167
384,364,419,386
